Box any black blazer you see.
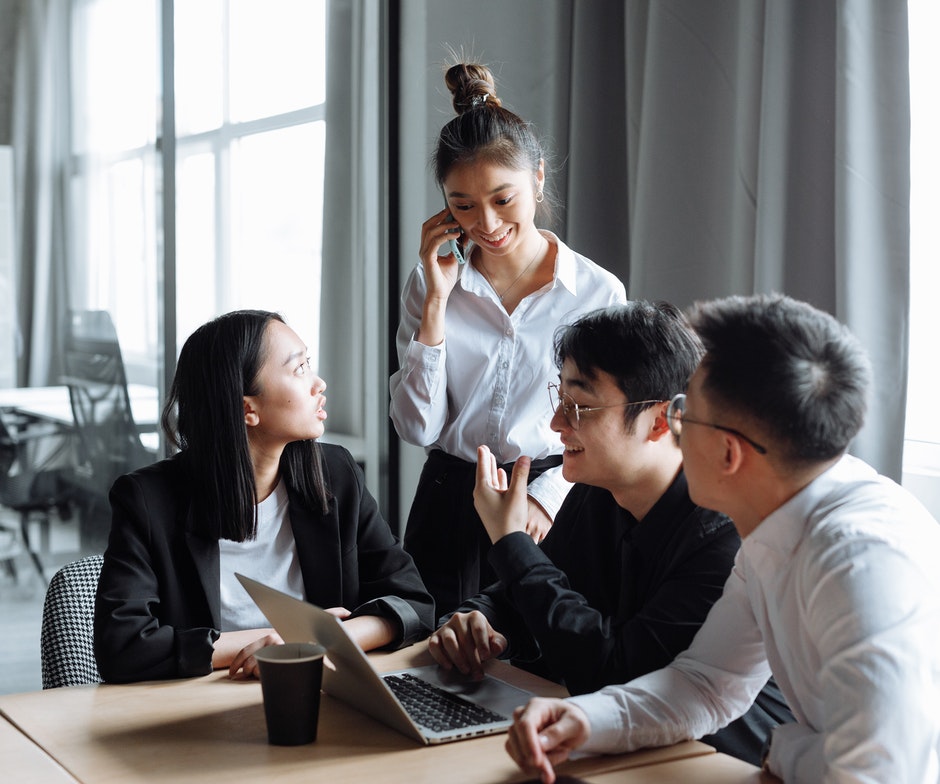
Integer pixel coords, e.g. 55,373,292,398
94,443,434,683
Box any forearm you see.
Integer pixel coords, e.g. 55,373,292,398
488,533,610,680
343,615,397,652
388,339,448,445
416,295,447,347
212,628,279,669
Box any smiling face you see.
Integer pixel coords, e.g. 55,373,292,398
443,160,544,258
243,319,327,450
550,358,662,498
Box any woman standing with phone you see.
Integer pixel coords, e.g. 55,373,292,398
390,62,626,616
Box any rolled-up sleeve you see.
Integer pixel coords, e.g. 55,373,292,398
525,465,572,521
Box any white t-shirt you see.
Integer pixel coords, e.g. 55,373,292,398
218,479,306,631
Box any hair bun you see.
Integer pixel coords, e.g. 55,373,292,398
445,63,502,114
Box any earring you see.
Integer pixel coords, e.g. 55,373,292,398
536,191,544,203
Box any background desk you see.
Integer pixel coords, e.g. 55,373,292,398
0,384,159,431
0,642,719,784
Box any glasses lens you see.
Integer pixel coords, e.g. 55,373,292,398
548,384,579,429
562,391,580,429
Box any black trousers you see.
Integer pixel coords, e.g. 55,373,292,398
403,449,562,620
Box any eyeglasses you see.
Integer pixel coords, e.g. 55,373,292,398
548,383,665,430
665,394,768,455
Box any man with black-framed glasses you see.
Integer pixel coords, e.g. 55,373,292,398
507,294,940,784
428,301,792,765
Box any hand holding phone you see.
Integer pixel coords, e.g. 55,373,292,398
441,213,467,265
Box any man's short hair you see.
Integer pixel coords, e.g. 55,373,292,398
687,294,871,464
553,301,704,430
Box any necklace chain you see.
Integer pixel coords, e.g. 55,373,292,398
478,239,546,302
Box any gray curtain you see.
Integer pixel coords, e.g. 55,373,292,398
11,0,71,387
563,0,910,480
320,0,390,506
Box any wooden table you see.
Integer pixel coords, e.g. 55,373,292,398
0,712,78,783
0,642,721,784
573,751,777,782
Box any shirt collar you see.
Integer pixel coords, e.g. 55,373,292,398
457,230,578,297
629,468,696,545
546,231,579,295
746,453,869,554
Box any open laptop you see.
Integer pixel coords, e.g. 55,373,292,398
235,573,538,745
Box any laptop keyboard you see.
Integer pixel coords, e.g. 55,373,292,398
383,673,507,733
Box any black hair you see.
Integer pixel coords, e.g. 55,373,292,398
432,62,555,225
161,309,330,541
687,293,871,465
553,301,704,432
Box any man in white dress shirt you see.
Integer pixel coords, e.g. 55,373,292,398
505,294,940,783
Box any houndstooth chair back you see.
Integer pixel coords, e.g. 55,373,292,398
40,554,104,688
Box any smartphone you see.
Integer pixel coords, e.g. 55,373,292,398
443,212,467,265
448,237,467,265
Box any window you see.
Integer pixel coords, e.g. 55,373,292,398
70,0,160,382
174,0,326,352
903,0,940,512
69,0,327,384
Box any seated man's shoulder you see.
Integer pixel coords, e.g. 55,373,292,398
695,507,737,539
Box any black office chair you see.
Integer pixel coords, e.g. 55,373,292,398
61,311,153,551
40,554,105,688
0,408,74,584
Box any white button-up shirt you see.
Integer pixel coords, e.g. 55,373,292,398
389,231,626,518
570,455,940,782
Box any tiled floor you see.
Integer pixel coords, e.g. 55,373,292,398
0,569,46,695
0,509,90,695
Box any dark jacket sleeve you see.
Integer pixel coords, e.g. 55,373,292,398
483,488,741,696
445,578,534,658
94,462,219,683
316,444,434,646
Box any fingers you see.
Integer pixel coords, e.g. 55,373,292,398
228,649,259,680
227,631,283,680
506,700,557,784
475,446,511,491
420,208,463,262
475,445,494,493
505,698,590,782
508,455,531,494
475,448,538,544
428,612,507,679
324,606,352,620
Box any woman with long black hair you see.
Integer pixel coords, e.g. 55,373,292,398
96,310,433,682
